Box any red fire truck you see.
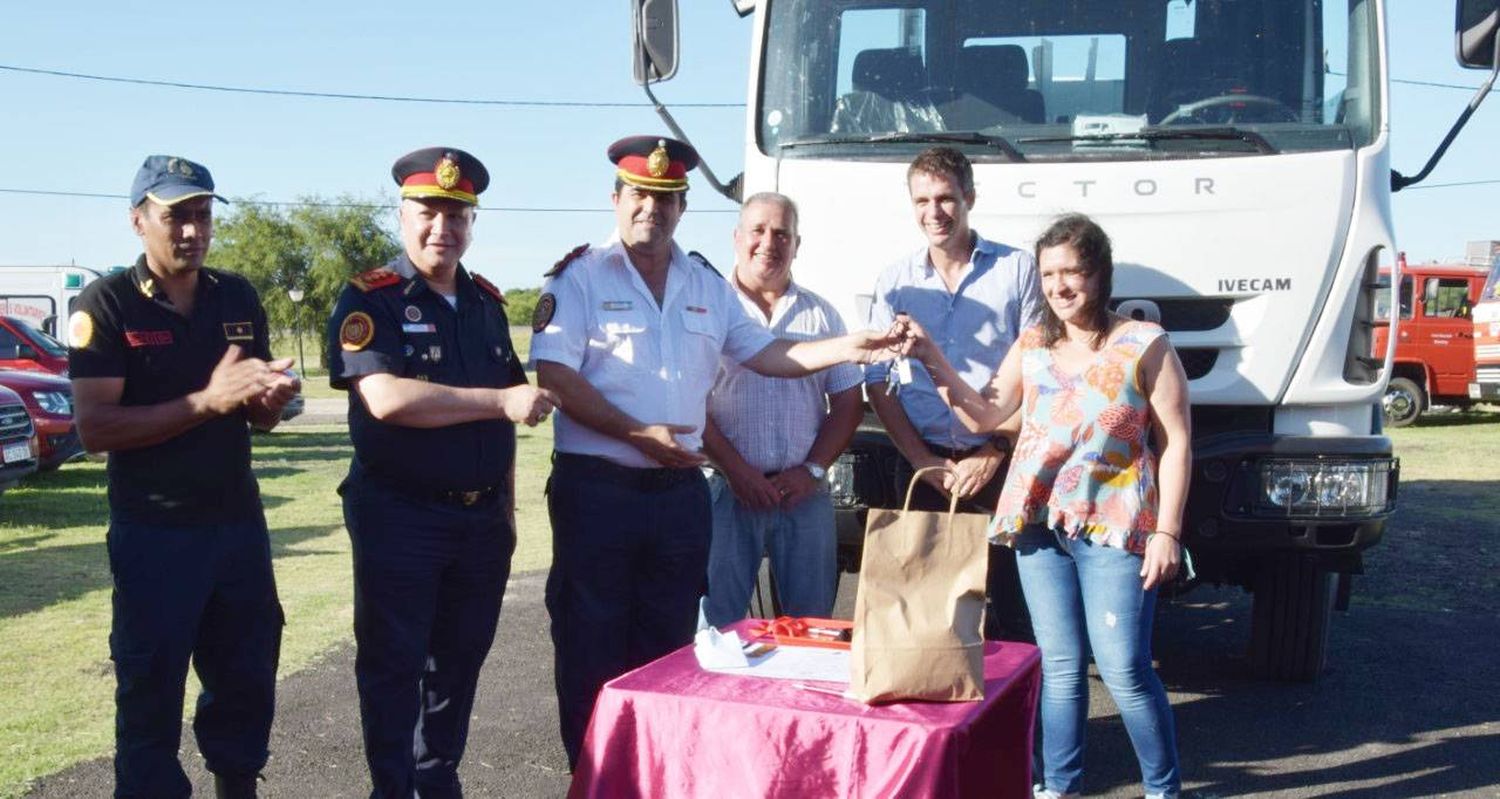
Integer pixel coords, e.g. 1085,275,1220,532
1375,254,1489,426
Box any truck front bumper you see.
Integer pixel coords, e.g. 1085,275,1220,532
1469,382,1500,401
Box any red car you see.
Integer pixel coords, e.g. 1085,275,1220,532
0,315,70,375
0,369,81,471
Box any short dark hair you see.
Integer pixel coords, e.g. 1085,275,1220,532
613,178,688,205
906,146,974,196
1034,213,1114,350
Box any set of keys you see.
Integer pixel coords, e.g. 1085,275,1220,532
885,356,914,396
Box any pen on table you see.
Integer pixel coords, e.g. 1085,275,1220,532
792,682,848,698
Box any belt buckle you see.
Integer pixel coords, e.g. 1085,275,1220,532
459,490,482,506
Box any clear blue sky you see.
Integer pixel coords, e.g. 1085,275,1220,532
0,1,1493,289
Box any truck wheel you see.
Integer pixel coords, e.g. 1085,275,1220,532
1248,555,1337,681
1382,377,1424,428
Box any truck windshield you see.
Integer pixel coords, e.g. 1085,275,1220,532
759,0,1379,160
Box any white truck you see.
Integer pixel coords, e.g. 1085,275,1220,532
630,0,1498,679
0,265,107,345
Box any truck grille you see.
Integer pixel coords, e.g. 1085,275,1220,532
1477,367,1500,383
1111,298,1233,331
0,403,33,438
1477,345,1500,360
1176,348,1219,380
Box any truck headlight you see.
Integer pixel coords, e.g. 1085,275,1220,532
1258,458,1395,516
32,391,72,416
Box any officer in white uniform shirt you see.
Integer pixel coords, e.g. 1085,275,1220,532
530,136,901,767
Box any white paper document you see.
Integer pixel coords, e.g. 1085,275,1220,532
706,644,850,685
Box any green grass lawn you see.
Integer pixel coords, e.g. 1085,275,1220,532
0,412,555,798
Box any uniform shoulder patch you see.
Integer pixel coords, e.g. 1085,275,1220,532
339,311,376,351
471,274,506,305
349,268,401,293
544,244,590,278
688,250,723,278
68,310,95,350
532,293,557,333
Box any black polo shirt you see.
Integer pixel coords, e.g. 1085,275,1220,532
326,256,527,495
68,256,270,524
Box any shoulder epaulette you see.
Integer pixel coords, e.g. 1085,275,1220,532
688,251,723,279
544,244,590,278
471,273,506,305
349,267,401,292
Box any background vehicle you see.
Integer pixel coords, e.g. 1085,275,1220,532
630,0,1498,679
0,315,70,375
0,383,39,493
1374,254,1488,426
0,370,80,471
0,264,105,345
1468,240,1500,403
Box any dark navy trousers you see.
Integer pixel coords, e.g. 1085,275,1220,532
544,455,711,767
107,516,282,799
341,478,515,799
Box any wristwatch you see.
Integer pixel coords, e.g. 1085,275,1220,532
803,462,827,481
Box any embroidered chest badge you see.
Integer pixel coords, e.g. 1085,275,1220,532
223,322,254,342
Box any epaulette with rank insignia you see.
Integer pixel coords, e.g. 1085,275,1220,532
349,267,401,292
544,244,590,278
471,273,507,305
688,251,723,279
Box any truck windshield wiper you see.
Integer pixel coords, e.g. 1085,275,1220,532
779,131,1026,161
1018,126,1278,155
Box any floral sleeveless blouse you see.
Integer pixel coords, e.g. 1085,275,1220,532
991,321,1167,554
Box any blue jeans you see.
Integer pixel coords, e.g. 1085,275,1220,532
703,472,837,627
1014,526,1180,796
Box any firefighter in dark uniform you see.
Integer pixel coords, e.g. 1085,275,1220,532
69,155,299,799
326,147,558,799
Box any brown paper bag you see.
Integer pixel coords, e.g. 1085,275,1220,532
849,467,989,704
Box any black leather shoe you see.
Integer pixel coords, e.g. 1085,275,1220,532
212,773,259,799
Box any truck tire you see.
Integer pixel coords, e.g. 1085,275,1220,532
1382,377,1424,428
1248,554,1337,681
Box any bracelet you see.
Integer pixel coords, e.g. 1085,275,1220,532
1147,530,1181,545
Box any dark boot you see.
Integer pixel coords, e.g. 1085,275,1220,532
212,772,259,799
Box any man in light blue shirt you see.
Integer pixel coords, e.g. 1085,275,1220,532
865,146,1042,642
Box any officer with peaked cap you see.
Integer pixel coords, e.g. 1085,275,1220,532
326,146,558,797
69,155,299,798
531,136,902,766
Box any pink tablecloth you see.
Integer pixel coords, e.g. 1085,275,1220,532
568,622,1041,799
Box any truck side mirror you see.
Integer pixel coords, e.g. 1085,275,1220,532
631,0,679,85
1457,0,1499,69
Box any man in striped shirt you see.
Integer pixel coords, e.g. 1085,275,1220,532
702,193,864,626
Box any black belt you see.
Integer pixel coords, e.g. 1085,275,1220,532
364,473,502,507
554,452,703,492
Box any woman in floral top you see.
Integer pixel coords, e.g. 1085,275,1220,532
895,214,1190,799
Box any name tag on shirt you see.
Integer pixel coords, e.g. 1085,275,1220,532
684,305,709,314
125,330,173,347
602,300,633,311
402,323,437,333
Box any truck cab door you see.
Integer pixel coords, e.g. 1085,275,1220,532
1418,276,1477,397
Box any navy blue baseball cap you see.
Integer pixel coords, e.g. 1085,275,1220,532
130,155,228,207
